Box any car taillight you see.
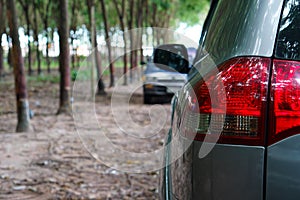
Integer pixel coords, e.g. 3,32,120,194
181,57,271,146
269,59,300,145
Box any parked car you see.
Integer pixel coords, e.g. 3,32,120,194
142,46,195,104
156,0,300,199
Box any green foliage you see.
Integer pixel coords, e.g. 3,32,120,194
28,74,60,84
69,0,87,30
71,68,94,81
177,0,210,25
151,0,171,11
33,57,59,70
71,69,77,81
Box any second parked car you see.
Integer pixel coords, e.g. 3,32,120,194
143,47,196,104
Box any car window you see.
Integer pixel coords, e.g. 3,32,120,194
144,62,166,73
275,0,300,60
187,47,197,64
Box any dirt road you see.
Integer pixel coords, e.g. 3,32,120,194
0,78,171,199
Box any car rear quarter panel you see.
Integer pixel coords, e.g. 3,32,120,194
192,142,264,200
267,135,300,200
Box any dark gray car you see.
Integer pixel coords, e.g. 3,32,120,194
156,0,300,199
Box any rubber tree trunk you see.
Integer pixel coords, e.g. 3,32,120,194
99,0,114,87
128,0,134,83
39,0,52,73
7,0,31,132
94,30,106,95
25,8,32,75
0,0,4,77
70,35,76,69
87,0,106,95
45,26,51,73
0,37,3,77
112,0,128,85
57,0,71,114
33,3,41,75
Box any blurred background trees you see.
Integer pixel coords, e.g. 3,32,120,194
2,0,210,132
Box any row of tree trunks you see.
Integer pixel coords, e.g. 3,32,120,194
17,0,54,76
7,0,72,132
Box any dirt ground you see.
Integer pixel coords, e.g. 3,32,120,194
0,74,171,199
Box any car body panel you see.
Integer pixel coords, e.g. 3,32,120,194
192,142,264,200
166,95,266,199
266,134,300,200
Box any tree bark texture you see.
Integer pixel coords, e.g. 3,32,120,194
113,0,128,85
0,0,4,77
57,0,71,114
7,0,31,132
87,0,106,95
99,0,114,87
33,2,41,74
17,0,33,75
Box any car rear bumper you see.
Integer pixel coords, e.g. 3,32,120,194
143,84,171,96
143,84,183,96
191,142,264,200
161,137,265,200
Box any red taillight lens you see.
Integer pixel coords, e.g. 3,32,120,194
269,59,300,145
183,57,271,146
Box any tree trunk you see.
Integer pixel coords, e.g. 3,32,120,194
94,30,106,95
70,35,76,69
122,35,128,85
25,9,32,75
39,0,52,73
112,0,128,85
99,0,114,87
135,0,143,79
87,0,106,95
139,0,147,65
57,0,71,114
45,24,51,73
0,0,4,77
36,40,41,74
127,0,134,82
46,30,51,74
0,34,3,77
7,0,31,132
33,2,41,75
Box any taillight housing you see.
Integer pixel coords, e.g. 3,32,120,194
181,57,271,146
269,59,300,145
